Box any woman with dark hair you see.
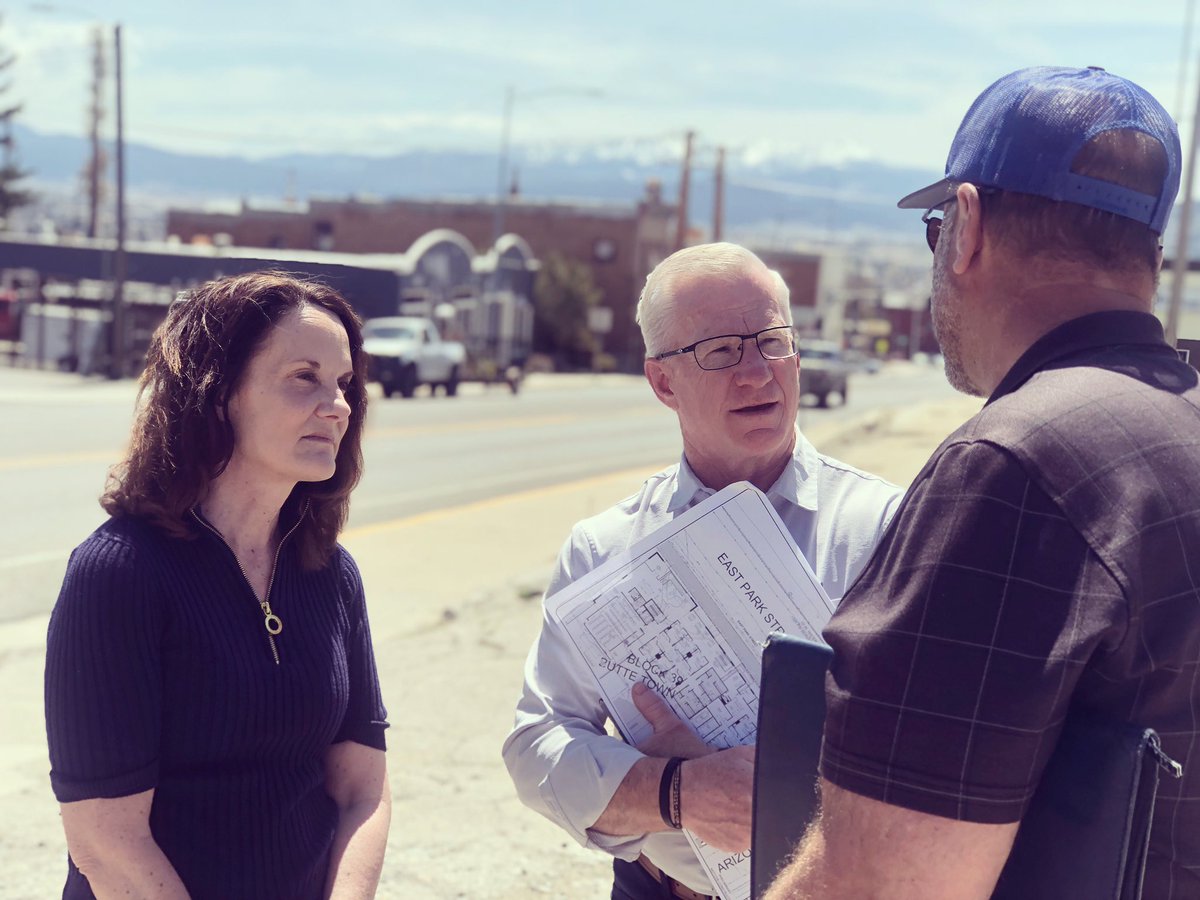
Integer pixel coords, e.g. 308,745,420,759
45,272,390,899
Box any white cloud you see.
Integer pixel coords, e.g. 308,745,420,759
7,1,1197,172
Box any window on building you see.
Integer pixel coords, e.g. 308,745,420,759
314,221,334,252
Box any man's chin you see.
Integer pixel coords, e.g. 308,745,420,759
942,356,984,397
735,418,793,451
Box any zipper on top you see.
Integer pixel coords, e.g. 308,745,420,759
190,507,304,665
1148,732,1184,779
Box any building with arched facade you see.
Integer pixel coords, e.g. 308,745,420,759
165,183,677,370
0,227,536,375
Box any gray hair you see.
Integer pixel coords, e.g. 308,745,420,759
636,242,791,357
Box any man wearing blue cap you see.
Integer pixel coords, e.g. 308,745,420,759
766,67,1200,899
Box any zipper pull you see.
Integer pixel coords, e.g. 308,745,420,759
1148,733,1183,779
261,602,283,636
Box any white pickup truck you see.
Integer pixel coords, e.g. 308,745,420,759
361,316,468,398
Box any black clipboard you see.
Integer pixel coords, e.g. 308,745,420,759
750,634,832,898
750,632,1180,900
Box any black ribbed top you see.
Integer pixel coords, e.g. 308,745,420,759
44,514,388,900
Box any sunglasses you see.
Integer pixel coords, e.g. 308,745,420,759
921,187,1003,251
921,201,954,253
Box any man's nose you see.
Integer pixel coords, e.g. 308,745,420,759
732,341,772,384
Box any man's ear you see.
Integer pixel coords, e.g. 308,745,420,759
951,182,985,276
645,358,680,411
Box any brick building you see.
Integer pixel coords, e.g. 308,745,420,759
166,184,845,369
755,249,828,325
168,184,678,368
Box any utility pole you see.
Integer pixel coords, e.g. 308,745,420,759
712,145,726,242
83,26,105,238
110,23,126,379
1176,0,1197,120
675,130,694,251
1167,52,1200,347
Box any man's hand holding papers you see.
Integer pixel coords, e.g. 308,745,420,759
635,682,755,854
595,682,756,854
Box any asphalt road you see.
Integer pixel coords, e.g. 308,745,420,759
0,364,958,623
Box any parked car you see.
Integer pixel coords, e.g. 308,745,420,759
797,339,850,407
362,316,467,398
841,349,882,375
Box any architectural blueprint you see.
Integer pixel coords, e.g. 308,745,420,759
545,483,834,900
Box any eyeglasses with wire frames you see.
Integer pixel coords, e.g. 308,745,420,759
652,325,798,371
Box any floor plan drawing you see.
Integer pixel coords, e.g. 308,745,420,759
574,551,758,749
546,483,835,900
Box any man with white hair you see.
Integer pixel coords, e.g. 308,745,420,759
502,242,903,900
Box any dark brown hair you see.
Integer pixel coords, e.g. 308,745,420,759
980,129,1169,277
102,271,368,570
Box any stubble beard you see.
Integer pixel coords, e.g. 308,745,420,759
930,244,983,397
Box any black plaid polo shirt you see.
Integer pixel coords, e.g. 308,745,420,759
821,310,1200,898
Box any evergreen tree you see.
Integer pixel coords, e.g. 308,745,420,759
0,24,32,221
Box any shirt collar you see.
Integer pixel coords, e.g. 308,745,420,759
667,429,819,513
987,310,1171,405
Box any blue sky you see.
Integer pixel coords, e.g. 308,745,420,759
9,0,1198,173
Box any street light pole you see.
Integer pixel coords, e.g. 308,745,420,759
492,85,515,244
491,85,603,245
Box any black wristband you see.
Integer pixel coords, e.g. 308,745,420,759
671,758,683,829
659,757,684,830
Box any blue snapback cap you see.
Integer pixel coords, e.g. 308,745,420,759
898,66,1182,234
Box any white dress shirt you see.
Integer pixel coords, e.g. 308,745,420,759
502,431,904,892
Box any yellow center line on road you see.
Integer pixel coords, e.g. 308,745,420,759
364,413,577,439
364,407,665,439
0,449,124,472
2,409,668,471
342,463,668,539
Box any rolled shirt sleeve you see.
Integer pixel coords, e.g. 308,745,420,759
45,533,165,802
501,529,649,855
333,550,389,751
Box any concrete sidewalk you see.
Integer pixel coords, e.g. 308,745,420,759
0,392,983,899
